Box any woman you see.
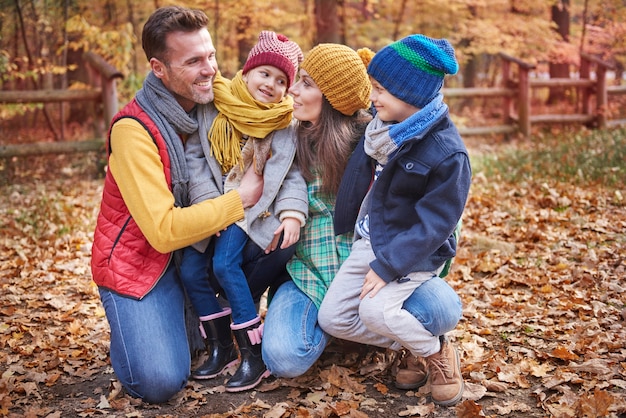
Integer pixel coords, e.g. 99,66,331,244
262,43,463,381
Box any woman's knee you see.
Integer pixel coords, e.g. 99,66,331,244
402,277,462,336
262,336,313,378
263,350,309,378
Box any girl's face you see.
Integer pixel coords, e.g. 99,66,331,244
243,65,288,104
288,69,323,124
370,77,419,122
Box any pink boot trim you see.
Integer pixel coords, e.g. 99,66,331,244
199,308,232,322
231,316,263,345
198,308,232,338
230,315,261,330
247,325,263,345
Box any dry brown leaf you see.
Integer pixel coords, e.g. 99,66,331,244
489,400,532,415
550,346,581,361
455,399,485,417
398,403,436,417
575,389,615,417
462,381,487,401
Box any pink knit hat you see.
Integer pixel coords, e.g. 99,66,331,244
242,31,303,88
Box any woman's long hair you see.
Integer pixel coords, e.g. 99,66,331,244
295,96,372,196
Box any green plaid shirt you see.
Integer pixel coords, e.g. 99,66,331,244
287,175,353,309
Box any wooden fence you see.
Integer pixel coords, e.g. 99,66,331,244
444,52,626,137
0,51,122,157
1,52,625,158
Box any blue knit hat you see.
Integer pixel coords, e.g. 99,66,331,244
367,34,459,108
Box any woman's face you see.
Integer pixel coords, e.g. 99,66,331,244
288,69,323,124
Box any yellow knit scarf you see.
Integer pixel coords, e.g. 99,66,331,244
209,71,294,173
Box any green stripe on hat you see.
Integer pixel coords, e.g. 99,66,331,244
390,41,444,77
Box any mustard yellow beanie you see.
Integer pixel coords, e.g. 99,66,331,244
300,44,372,116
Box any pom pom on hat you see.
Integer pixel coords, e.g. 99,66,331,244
300,44,372,116
243,31,303,88
357,47,375,68
367,34,459,108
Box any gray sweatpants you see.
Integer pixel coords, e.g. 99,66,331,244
318,238,441,357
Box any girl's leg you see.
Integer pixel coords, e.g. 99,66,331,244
179,246,222,316
209,229,294,306
212,225,257,324
262,280,330,378
98,262,190,403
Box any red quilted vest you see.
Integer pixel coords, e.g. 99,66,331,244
90,99,173,299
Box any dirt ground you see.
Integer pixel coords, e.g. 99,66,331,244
37,344,549,418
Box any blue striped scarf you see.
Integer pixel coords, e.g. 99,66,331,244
364,93,447,164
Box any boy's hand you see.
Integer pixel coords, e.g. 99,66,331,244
360,269,386,299
264,217,301,253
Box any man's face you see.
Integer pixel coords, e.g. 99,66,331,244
151,28,218,112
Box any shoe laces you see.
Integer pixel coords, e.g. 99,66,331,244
428,352,453,383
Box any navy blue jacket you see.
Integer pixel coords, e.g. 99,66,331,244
334,113,471,283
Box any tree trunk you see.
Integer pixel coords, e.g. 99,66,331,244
392,0,408,41
548,0,570,103
315,0,340,44
237,15,253,73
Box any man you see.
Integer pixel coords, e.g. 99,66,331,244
90,6,290,403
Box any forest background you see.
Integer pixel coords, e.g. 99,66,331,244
2,0,626,115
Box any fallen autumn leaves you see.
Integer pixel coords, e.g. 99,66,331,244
1,139,625,417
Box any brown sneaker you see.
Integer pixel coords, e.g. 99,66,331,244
395,352,428,390
426,337,464,406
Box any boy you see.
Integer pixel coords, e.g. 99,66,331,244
318,34,471,407
182,30,307,392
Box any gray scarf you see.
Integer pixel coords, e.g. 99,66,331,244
364,93,447,164
135,72,199,207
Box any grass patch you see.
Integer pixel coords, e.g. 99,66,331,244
473,127,626,188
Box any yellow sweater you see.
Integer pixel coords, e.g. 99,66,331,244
109,118,244,253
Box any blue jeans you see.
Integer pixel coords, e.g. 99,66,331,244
99,262,189,404
180,246,222,317
262,280,330,378
179,230,295,319
99,240,294,403
262,276,462,378
208,232,294,302
401,275,463,336
212,225,257,324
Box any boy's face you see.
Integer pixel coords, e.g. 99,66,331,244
370,78,419,122
243,65,288,104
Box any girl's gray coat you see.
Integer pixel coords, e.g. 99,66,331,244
186,103,308,251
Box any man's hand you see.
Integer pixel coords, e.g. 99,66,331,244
360,269,386,299
238,167,263,209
